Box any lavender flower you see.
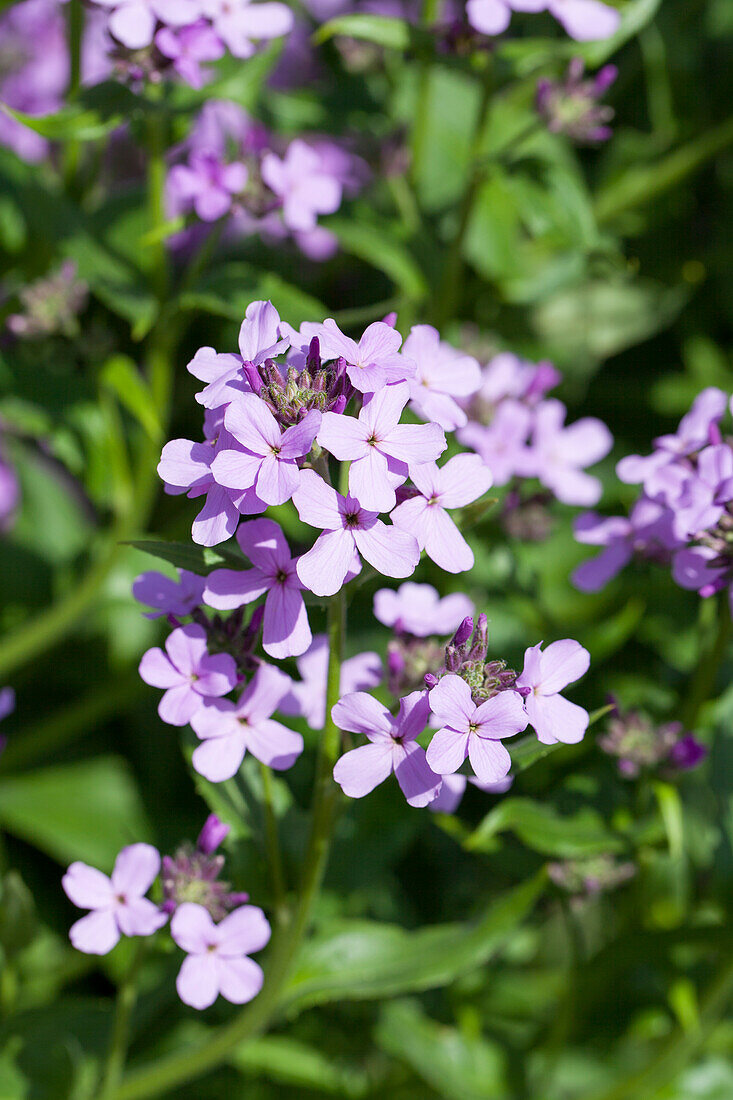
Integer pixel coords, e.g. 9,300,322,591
515,639,590,746
162,816,248,920
465,0,621,42
155,21,225,88
279,635,382,730
373,583,474,638
168,152,248,221
261,140,343,232
516,399,613,506
133,569,206,619
92,0,203,51
599,706,707,778
536,59,617,144
201,0,293,58
300,319,417,393
138,623,238,726
402,325,481,430
171,902,270,1009
426,674,527,784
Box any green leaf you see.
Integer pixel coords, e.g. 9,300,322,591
464,798,625,858
281,874,544,1012
0,756,152,867
124,539,243,575
0,82,149,143
314,14,414,50
328,217,428,304
100,355,162,442
231,1036,369,1096
376,1000,506,1100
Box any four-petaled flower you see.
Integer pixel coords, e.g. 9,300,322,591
133,569,206,620
373,582,474,637
168,152,248,222
317,382,446,512
308,318,416,393
190,663,303,780
293,469,420,597
515,639,590,745
139,623,238,726
171,901,271,1009
332,690,441,807
516,398,612,506
261,140,343,232
62,844,167,955
204,518,311,659
391,454,493,573
426,675,527,783
403,325,481,430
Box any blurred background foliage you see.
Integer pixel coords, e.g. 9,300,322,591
0,0,732,1097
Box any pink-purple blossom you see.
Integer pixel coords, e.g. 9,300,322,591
201,0,294,58
190,663,302,780
515,639,590,745
466,0,621,42
572,497,679,592
402,325,481,430
457,400,534,487
168,153,248,222
62,844,167,955
261,140,343,232
317,382,447,512
373,582,474,637
516,399,612,506
332,690,442,807
155,21,225,88
133,569,206,619
171,902,270,1009
279,635,382,729
139,623,238,726
301,319,416,394
426,674,528,784
92,0,202,50
391,453,493,573
293,470,420,596
203,518,311,659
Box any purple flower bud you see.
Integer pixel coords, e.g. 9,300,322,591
424,672,439,689
382,311,398,328
197,814,229,854
452,616,474,647
306,336,321,372
241,362,263,393
667,734,708,771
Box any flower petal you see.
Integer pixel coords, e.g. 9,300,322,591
70,909,120,955
242,718,304,769
425,726,470,776
176,953,220,1010
467,735,512,784
62,863,113,910
111,843,160,896
217,904,271,955
525,692,589,745
333,743,395,797
331,691,393,738
297,529,355,596
353,521,420,579
428,674,474,728
393,742,442,807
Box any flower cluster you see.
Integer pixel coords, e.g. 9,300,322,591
62,816,270,1009
6,261,89,339
598,702,707,779
465,0,621,42
573,388,733,614
536,58,617,144
457,350,613,507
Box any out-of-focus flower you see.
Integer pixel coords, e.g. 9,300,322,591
465,0,621,42
62,845,167,954
155,20,225,87
548,854,636,897
374,583,474,638
261,140,342,232
536,58,617,143
599,705,707,778
201,0,293,58
279,635,382,730
402,325,481,430
7,262,88,339
168,152,248,221
133,569,206,620
171,902,270,1009
516,399,612,507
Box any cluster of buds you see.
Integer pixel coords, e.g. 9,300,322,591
598,702,707,778
548,854,636,897
243,339,354,428
190,604,263,674
425,615,518,704
162,814,249,921
536,59,617,145
6,261,88,339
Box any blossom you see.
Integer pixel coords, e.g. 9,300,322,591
261,140,342,232
516,399,612,506
203,519,311,659
92,0,202,51
402,326,481,430
139,623,238,726
171,902,271,1009
155,21,225,88
212,398,320,506
279,635,382,729
303,319,416,394
572,497,679,592
133,570,206,619
332,691,442,807
190,663,302,780
457,400,533,487
162,816,249,919
198,813,230,854
201,0,293,58
373,583,474,637
62,844,167,955
536,59,617,144
672,546,732,606
0,687,15,722
666,444,733,540
293,470,420,596
465,0,621,42
426,674,528,784
168,152,248,222
391,454,493,573
188,300,288,410
515,639,590,745
317,382,447,512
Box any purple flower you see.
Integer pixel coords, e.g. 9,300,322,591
426,674,528,784
293,470,420,596
190,663,302,780
0,687,15,722
204,518,311,659
92,0,202,50
171,902,270,1009
668,734,708,771
515,639,590,745
457,400,533,487
572,496,679,592
536,58,617,144
317,382,446,512
279,635,382,729
428,772,513,814
391,454,493,573
667,444,733,539
402,326,481,430
62,844,167,955
187,348,249,411
139,623,238,726
373,582,474,637
261,140,343,232
197,814,230,854
332,690,442,807
201,0,293,58
133,569,206,619
156,21,225,88
212,398,320,506
303,319,416,394
672,546,731,604
465,0,621,42
168,152,248,222
516,399,612,506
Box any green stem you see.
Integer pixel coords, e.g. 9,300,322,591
260,762,287,923
62,0,84,188
110,591,347,1100
680,592,731,729
409,0,442,186
100,945,146,1100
